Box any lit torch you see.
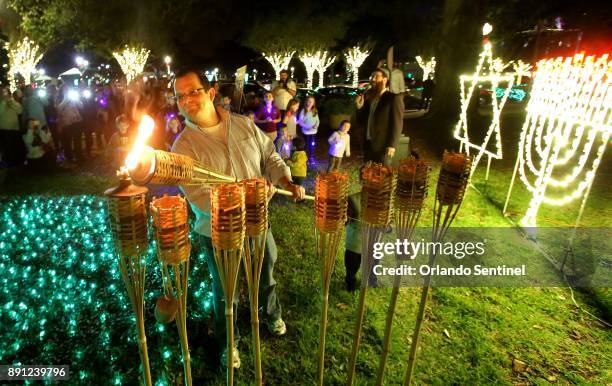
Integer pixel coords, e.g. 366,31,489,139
125,115,313,200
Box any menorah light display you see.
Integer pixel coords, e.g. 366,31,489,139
314,172,349,386
347,163,397,386
404,152,471,385
376,158,429,386
454,23,514,181
211,183,246,386
503,53,611,229
104,169,152,386
242,178,269,386
150,195,192,386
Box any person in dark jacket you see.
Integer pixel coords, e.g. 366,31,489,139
355,68,404,166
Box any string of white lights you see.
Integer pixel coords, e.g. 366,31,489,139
516,54,611,227
5,37,43,91
344,45,371,88
415,56,436,80
453,23,514,177
263,51,295,80
112,46,150,84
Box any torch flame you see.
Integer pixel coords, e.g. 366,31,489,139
126,115,155,170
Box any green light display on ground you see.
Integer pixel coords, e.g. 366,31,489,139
0,196,213,384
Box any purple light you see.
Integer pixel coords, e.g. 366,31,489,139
311,141,315,146
97,96,108,108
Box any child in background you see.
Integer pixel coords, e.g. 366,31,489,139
221,95,233,112
106,114,133,168
277,99,300,160
327,120,351,172
164,116,183,151
22,118,56,172
285,136,307,186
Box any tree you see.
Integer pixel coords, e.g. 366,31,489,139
242,9,348,79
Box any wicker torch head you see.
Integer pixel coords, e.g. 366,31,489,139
436,152,472,205
129,147,195,186
150,195,191,265
396,158,429,212
315,171,349,233
211,183,246,250
104,170,149,257
361,163,397,227
242,178,268,237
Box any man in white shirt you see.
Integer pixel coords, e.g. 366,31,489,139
271,69,297,114
171,67,304,370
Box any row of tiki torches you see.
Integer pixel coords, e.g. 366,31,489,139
105,151,471,386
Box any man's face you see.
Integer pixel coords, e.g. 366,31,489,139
370,71,387,89
280,72,288,82
174,72,214,122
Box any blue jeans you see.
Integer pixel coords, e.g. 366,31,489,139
199,230,282,348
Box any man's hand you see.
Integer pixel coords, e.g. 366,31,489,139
386,147,396,157
285,183,305,201
355,94,364,108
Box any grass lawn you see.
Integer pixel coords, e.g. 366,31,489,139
0,155,612,385
0,112,610,385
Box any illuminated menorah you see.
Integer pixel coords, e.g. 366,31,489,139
504,53,611,229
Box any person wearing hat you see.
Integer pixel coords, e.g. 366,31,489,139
355,68,404,166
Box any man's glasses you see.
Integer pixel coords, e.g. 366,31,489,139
173,87,206,103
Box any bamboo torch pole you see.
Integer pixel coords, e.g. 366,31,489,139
211,183,246,386
347,163,397,386
314,172,349,386
376,158,429,386
404,152,471,385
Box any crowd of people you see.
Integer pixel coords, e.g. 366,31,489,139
0,76,181,172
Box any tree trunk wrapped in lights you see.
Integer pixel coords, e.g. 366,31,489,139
5,37,43,91
210,183,246,386
347,163,396,386
299,51,320,90
104,168,152,386
512,60,532,85
150,195,192,386
314,171,349,386
241,178,269,386
376,158,430,386
344,44,372,88
314,51,336,89
404,152,471,386
415,56,436,80
112,45,150,84
263,51,295,80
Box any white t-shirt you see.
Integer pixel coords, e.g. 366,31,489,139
272,80,297,111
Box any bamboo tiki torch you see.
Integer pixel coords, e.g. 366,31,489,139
242,178,269,386
211,183,246,386
347,163,397,386
404,152,471,385
127,146,314,200
376,158,429,386
105,168,152,386
151,194,193,386
314,171,349,386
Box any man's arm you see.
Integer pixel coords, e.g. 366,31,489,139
251,119,305,199
287,80,297,97
386,93,405,154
